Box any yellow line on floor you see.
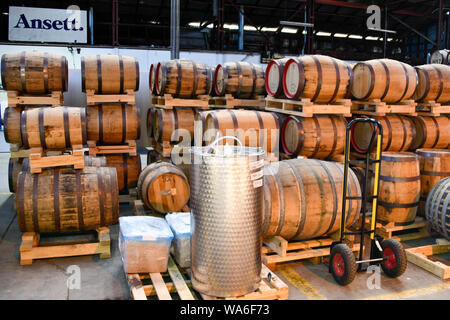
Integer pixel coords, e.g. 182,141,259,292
363,282,450,300
277,266,327,300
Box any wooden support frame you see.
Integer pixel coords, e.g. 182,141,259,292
416,100,450,117
20,227,111,266
87,140,137,156
86,89,135,105
7,90,63,107
265,96,352,117
405,239,450,280
365,217,432,242
28,145,84,173
152,94,210,110
133,199,188,217
209,94,266,110
351,99,417,116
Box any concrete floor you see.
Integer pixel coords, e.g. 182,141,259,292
0,152,449,300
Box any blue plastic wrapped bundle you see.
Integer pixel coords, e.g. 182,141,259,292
165,212,192,268
119,216,174,273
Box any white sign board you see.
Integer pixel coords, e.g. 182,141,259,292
8,6,87,43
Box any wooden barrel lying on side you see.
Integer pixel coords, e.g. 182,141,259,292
351,58,417,103
86,104,140,145
430,49,450,65
351,115,416,153
214,62,265,98
16,167,119,233
425,177,450,239
21,107,87,150
281,115,347,159
156,60,213,98
3,107,22,145
147,107,155,138
262,158,361,240
1,51,68,93
413,64,450,103
137,162,190,213
105,154,141,194
81,54,139,93
416,148,450,216
282,55,352,103
149,63,157,95
377,152,420,225
153,108,195,143
9,155,107,193
203,110,279,153
409,115,450,150
8,158,23,193
265,58,289,98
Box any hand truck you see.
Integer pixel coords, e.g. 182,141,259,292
329,118,407,286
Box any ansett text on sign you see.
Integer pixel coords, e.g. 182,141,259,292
8,6,87,43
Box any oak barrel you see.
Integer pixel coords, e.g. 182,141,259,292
137,162,190,213
413,64,450,103
105,154,142,194
16,166,119,233
430,49,450,65
214,61,265,98
8,158,23,193
155,59,213,98
1,51,68,93
146,107,155,138
265,58,289,98
409,115,450,150
351,115,416,153
203,110,279,153
282,55,352,103
351,58,417,103
416,148,450,216
149,63,157,94
153,108,195,143
281,115,347,159
262,158,361,240
21,106,87,150
86,104,140,145
81,54,139,93
425,176,450,239
377,152,420,225
3,107,22,145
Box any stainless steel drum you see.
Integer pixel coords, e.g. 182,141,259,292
190,137,265,297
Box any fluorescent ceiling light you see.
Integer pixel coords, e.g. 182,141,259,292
281,27,298,34
261,27,277,32
188,22,200,27
224,24,238,30
334,33,348,38
349,34,363,39
244,25,257,31
316,31,332,37
387,38,394,42
366,36,379,41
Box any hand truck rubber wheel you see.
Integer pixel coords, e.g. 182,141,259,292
330,243,357,286
380,238,407,278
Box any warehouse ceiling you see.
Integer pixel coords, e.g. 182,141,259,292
1,0,449,63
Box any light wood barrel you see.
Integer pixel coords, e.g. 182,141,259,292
3,107,22,145
282,55,352,103
81,54,139,93
8,158,23,193
16,167,119,233
149,63,157,94
416,148,450,216
265,58,289,98
203,110,279,153
425,177,450,239
21,107,87,150
262,158,361,240
281,115,347,159
153,108,195,143
86,104,140,145
105,154,141,194
214,61,265,98
1,51,68,93
351,58,417,103
430,49,450,65
156,60,213,98
378,152,420,225
147,107,155,138
351,115,416,153
409,115,450,150
413,64,450,103
137,162,190,213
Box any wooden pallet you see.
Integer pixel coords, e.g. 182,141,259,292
261,235,359,271
127,256,197,300
10,144,29,159
28,145,84,173
405,239,450,280
87,140,137,156
20,227,111,266
7,90,63,107
265,97,352,117
85,89,135,105
364,217,432,242
152,94,210,110
209,94,265,110
200,264,289,300
351,99,417,116
416,101,450,117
